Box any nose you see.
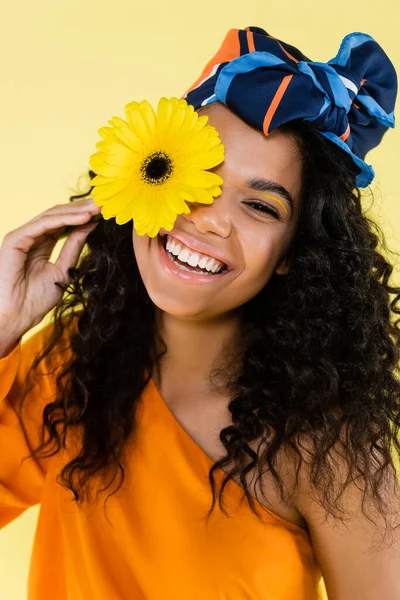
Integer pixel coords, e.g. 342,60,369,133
181,191,232,238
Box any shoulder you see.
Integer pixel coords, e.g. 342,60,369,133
288,438,400,599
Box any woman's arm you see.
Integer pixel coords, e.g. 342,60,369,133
295,449,400,600
0,322,68,529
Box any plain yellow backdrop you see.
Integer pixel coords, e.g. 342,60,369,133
1,1,399,598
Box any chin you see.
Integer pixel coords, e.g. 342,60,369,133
133,232,225,319
145,287,213,320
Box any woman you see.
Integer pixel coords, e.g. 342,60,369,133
0,26,400,600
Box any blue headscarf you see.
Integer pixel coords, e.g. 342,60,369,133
183,27,397,187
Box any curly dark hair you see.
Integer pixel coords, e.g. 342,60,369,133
20,118,400,540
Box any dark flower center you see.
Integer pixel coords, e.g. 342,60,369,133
140,151,173,185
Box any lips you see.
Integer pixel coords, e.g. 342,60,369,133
165,235,227,273
156,232,231,284
158,228,233,271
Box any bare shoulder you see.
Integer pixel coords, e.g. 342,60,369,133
288,439,400,600
247,441,308,529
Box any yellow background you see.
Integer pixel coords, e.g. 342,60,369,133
1,1,399,598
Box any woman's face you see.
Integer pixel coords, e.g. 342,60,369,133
132,102,303,320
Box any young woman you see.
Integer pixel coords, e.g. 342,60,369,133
1,26,400,600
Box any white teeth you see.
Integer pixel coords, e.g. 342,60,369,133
206,258,216,272
165,235,226,274
198,256,208,269
187,254,199,267
177,248,190,262
211,261,220,273
166,237,183,257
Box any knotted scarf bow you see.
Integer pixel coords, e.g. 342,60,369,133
183,27,397,187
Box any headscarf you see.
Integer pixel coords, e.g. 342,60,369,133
183,26,397,187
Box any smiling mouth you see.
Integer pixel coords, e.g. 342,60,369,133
161,234,228,276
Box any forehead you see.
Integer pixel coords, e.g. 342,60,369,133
198,102,303,202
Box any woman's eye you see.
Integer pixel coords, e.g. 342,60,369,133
244,200,281,220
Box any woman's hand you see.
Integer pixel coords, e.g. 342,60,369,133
0,197,101,352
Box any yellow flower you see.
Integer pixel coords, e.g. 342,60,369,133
89,97,224,238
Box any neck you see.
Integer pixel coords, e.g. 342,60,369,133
153,309,243,396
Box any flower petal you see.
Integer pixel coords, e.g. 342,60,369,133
206,185,223,197
163,102,187,140
161,190,192,216
181,169,224,188
100,187,135,217
91,178,130,201
184,127,223,156
125,100,156,143
94,144,136,168
181,147,225,170
115,204,135,225
131,200,157,234
192,114,210,134
173,111,199,142
178,187,216,205
97,126,120,142
95,140,133,158
108,116,143,151
90,174,112,186
89,152,133,178
156,97,175,139
139,100,156,134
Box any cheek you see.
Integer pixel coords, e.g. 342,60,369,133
132,230,150,254
241,236,282,289
132,233,151,281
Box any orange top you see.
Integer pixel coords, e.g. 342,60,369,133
0,324,327,599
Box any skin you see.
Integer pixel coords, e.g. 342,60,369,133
134,105,301,322
132,102,400,599
133,102,302,392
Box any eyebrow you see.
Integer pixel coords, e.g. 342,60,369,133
244,176,294,212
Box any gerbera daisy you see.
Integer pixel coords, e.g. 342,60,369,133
89,97,225,238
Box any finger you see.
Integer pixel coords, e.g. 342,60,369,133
30,198,101,222
2,212,95,257
0,214,93,281
54,222,98,275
